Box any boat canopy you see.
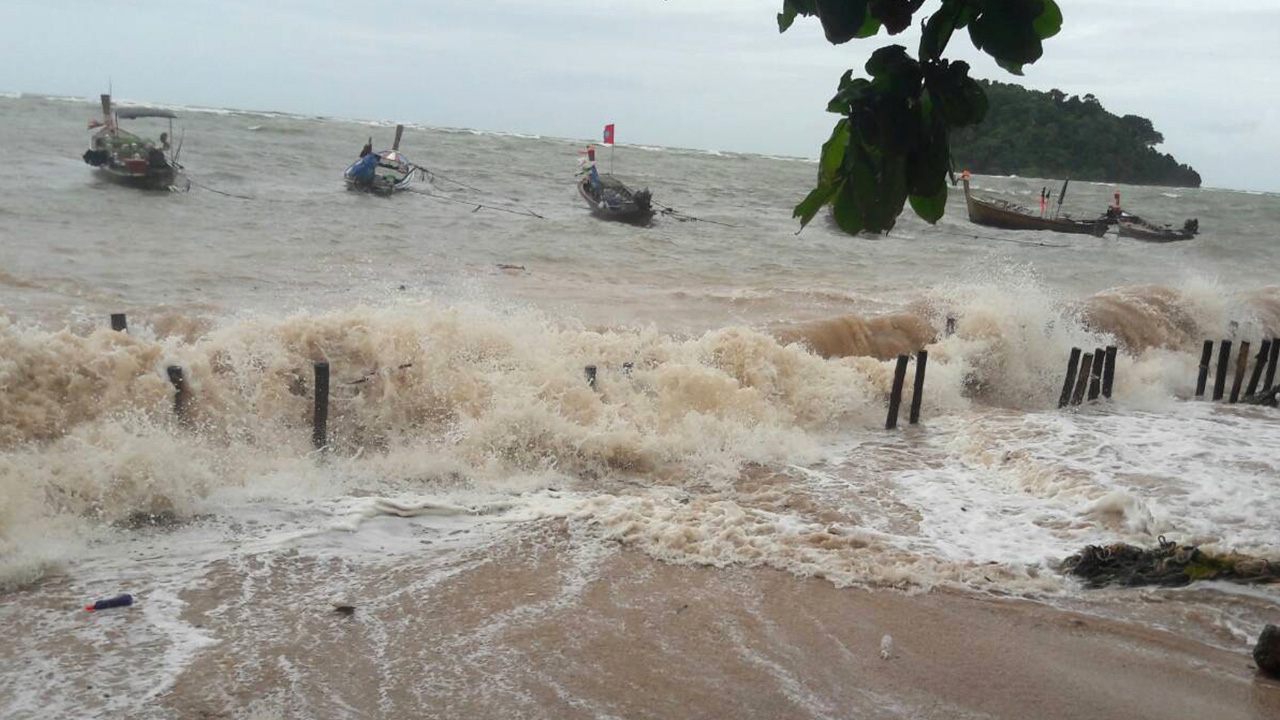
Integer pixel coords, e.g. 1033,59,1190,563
116,107,178,120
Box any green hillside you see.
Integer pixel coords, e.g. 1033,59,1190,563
951,81,1201,188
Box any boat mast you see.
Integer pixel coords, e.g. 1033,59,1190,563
392,124,404,152
100,94,114,132
1052,177,1070,219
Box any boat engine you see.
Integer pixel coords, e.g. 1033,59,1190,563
82,149,109,167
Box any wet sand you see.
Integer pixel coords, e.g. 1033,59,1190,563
144,523,1280,720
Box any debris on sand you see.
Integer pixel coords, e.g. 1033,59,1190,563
1061,537,1280,588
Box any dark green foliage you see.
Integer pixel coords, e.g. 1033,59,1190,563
780,0,1064,234
951,80,1201,187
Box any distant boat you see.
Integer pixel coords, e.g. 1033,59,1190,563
343,124,417,196
1117,216,1198,243
962,177,1106,237
82,94,185,191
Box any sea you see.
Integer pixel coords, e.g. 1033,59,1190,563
1,92,1279,718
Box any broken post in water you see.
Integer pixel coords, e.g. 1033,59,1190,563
1088,347,1104,401
1213,340,1232,401
166,366,188,421
1229,341,1250,404
1058,348,1082,409
909,350,928,425
945,317,956,337
1102,346,1117,399
110,313,127,332
585,365,597,388
1071,352,1093,406
1195,340,1213,398
1245,340,1271,398
885,354,909,430
313,361,330,451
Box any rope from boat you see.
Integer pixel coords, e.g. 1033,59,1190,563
411,165,546,219
404,187,545,219
653,201,742,228
959,231,1071,248
185,174,258,201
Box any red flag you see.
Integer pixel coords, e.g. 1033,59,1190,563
603,123,615,145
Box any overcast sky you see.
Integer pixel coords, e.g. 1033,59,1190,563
3,1,1277,191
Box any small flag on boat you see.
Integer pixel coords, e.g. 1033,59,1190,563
603,124,615,146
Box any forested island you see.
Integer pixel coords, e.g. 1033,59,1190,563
951,81,1201,188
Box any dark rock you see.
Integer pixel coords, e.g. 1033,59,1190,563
333,605,356,616
1256,625,1280,678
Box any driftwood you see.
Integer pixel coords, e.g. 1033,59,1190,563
1061,537,1280,588
1243,386,1280,407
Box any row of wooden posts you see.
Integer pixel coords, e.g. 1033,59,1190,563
1057,346,1118,408
109,313,933,449
1194,338,1279,403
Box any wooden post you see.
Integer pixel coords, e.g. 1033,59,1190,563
885,354,909,430
945,317,956,337
908,350,927,425
1088,347,1104,401
1071,352,1093,406
166,366,188,421
1058,348,1081,409
1245,340,1271,398
1265,338,1280,393
1229,341,1250,403
110,313,128,332
313,361,330,451
584,365,597,389
1212,340,1231,401
1102,346,1117,399
1194,340,1213,398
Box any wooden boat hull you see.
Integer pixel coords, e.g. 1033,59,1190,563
1117,218,1196,243
93,163,177,191
963,179,1106,237
578,176,653,225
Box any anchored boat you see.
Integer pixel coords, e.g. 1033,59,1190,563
576,144,652,225
578,172,653,225
82,94,185,191
344,124,417,196
962,177,1107,237
1117,216,1199,243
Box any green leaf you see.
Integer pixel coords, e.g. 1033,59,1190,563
854,15,883,39
1034,0,1063,40
831,181,865,234
868,0,926,35
777,0,819,33
818,118,850,185
909,185,948,224
794,182,839,229
968,0,1050,73
814,0,871,44
995,58,1025,76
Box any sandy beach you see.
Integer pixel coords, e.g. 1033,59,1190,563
9,522,1270,719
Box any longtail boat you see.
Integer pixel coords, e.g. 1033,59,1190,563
343,124,418,196
1117,216,1198,243
962,177,1106,237
82,94,185,191
576,143,652,225
578,173,653,224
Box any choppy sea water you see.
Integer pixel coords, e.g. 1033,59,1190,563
1,92,1279,717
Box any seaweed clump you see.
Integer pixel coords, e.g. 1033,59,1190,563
1061,537,1280,588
